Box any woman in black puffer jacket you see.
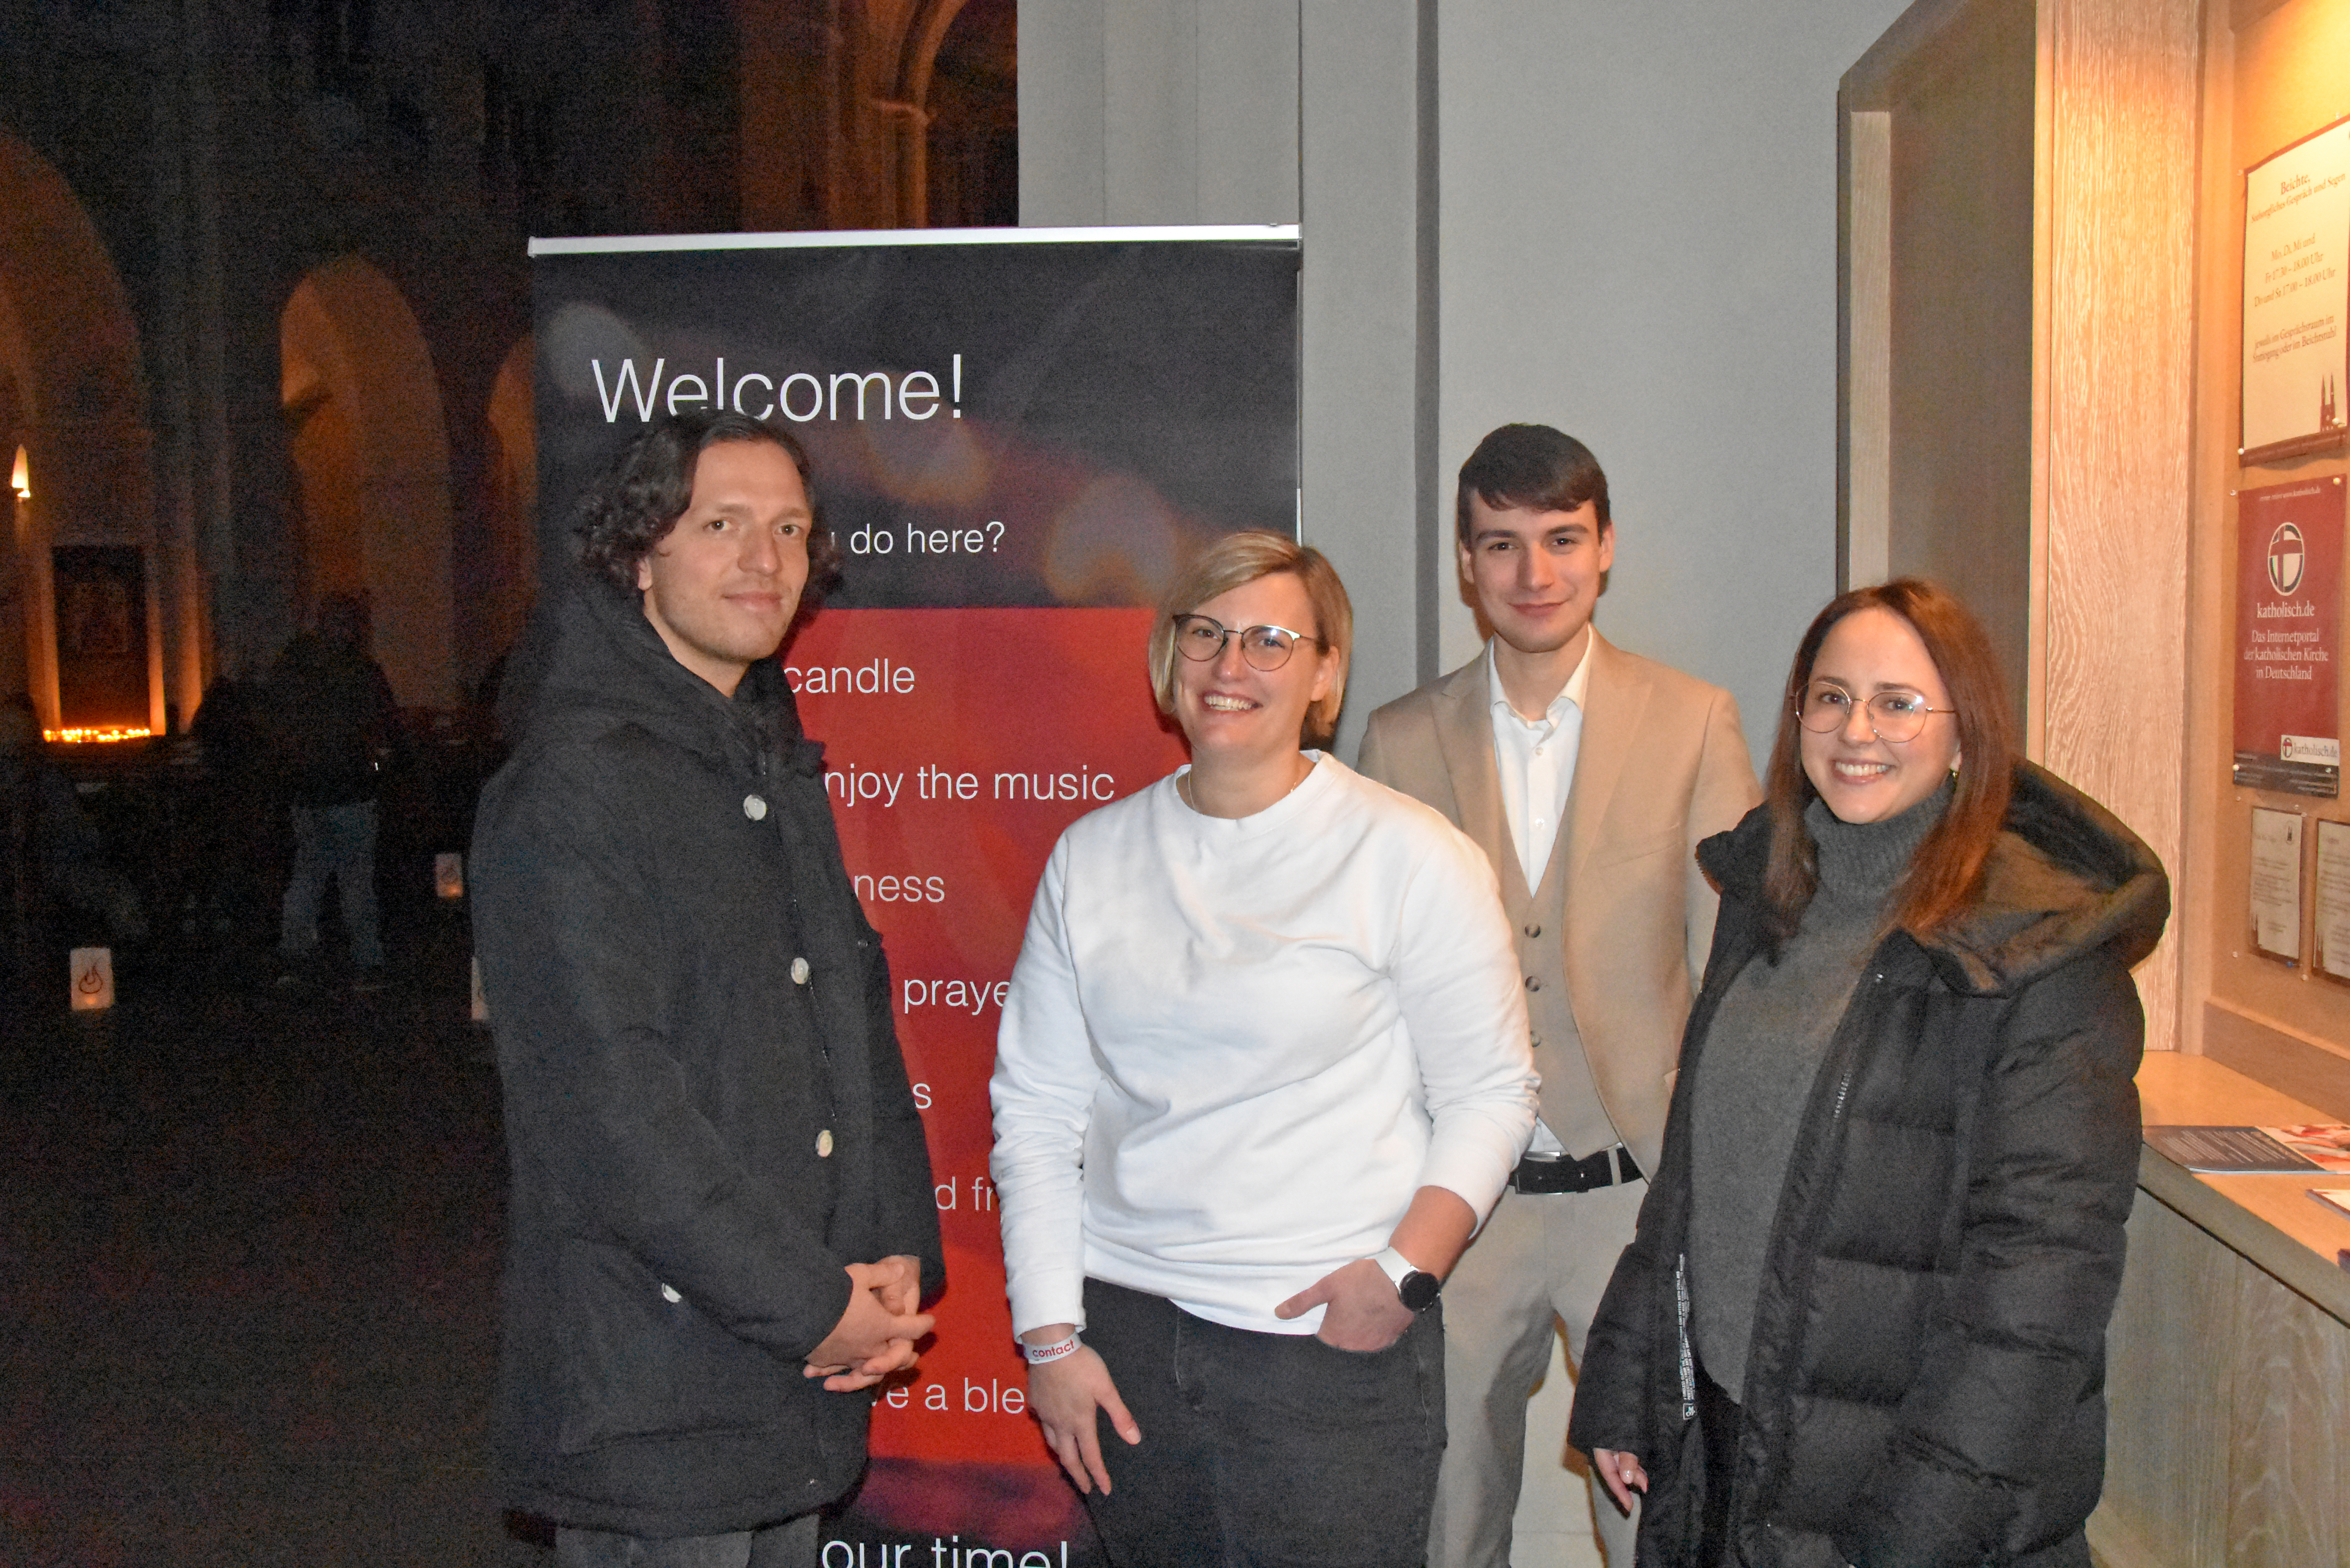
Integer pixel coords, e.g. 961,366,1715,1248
1569,580,2168,1568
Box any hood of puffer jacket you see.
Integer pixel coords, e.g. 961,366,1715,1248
497,567,820,781
1700,759,2171,997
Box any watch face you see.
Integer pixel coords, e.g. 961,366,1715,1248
1399,1271,1441,1312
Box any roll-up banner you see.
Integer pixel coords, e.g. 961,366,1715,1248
531,226,1301,1564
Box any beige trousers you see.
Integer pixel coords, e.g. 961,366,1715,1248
1428,1178,1649,1568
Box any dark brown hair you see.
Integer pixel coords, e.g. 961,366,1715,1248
573,411,840,605
1455,423,1611,546
1759,579,2017,948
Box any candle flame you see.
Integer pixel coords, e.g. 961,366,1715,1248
43,726,153,743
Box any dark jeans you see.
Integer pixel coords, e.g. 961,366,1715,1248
280,800,383,969
1080,1277,1445,1568
1695,1356,1741,1568
555,1514,819,1567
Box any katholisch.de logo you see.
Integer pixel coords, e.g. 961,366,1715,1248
2269,521,2307,596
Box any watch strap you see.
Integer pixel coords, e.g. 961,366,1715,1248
1370,1247,1416,1292
1372,1246,1441,1310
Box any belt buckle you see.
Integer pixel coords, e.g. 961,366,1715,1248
1513,1145,1630,1195
1513,1154,1580,1195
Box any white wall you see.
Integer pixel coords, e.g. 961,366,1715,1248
1023,0,1914,764
1018,0,1301,226
1435,0,1913,760
1016,6,1919,1555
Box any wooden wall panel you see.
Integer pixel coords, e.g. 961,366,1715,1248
1846,108,1893,592
1887,0,2037,721
2037,0,2201,1052
2095,1195,2237,1567
2098,1181,2350,1568
2226,1262,2350,1567
2190,0,2350,1090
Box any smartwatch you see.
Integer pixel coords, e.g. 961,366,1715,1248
1372,1246,1442,1312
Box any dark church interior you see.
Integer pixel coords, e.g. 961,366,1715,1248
2,3,1015,1561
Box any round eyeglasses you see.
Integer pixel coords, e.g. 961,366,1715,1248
1171,615,1323,672
1795,681,1956,744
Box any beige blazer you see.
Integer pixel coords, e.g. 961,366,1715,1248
1357,630,1760,1175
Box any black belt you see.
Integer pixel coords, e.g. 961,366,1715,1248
1511,1144,1641,1194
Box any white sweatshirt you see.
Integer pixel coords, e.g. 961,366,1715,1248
990,754,1539,1336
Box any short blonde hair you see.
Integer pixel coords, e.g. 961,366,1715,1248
1147,531,1353,745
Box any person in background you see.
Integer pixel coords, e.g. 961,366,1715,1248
1572,579,2168,1568
188,667,278,944
1357,423,1758,1568
267,591,399,987
990,531,1538,1568
473,412,941,1568
0,691,145,965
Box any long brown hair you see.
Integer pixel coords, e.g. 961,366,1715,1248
1759,579,2017,948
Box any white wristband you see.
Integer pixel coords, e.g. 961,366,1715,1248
1021,1332,1081,1366
1371,1247,1418,1293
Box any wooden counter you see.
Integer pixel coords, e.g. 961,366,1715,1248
2089,1054,2350,1568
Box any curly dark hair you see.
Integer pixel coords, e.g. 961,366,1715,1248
573,411,842,607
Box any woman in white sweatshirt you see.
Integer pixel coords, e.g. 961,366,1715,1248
989,531,1539,1568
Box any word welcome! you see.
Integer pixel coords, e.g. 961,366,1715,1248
592,355,965,423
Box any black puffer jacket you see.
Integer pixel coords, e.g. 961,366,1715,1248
473,572,943,1536
1569,763,2168,1567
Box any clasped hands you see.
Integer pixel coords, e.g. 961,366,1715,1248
803,1254,932,1392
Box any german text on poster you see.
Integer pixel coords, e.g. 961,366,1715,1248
2236,476,2343,795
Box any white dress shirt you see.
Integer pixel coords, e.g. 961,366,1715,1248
1488,636,1591,892
989,754,1539,1336
1488,635,1591,1158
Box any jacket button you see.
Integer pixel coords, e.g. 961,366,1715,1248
791,956,810,985
660,1283,682,1303
1525,976,1540,991
816,1129,834,1157
744,794,768,821
1525,923,1542,938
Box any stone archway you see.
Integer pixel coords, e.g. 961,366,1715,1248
911,0,1016,228
279,255,456,706
734,0,1013,232
482,336,538,672
0,132,166,733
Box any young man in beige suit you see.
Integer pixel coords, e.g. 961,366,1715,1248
1357,424,1760,1568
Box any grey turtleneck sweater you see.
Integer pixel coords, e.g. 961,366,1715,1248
1688,782,1950,1399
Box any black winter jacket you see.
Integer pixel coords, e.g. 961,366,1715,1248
473,573,943,1536
1568,763,2168,1568
267,631,399,806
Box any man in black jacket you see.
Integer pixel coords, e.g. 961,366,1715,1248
269,591,398,982
473,412,943,1566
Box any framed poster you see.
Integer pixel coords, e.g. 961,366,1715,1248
2314,820,2350,981
2251,805,2305,963
2234,476,2343,795
2243,119,2350,464
51,544,149,733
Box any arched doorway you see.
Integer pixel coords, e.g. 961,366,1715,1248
916,0,1017,228
734,0,1015,232
279,256,457,707
482,336,538,674
0,132,167,734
